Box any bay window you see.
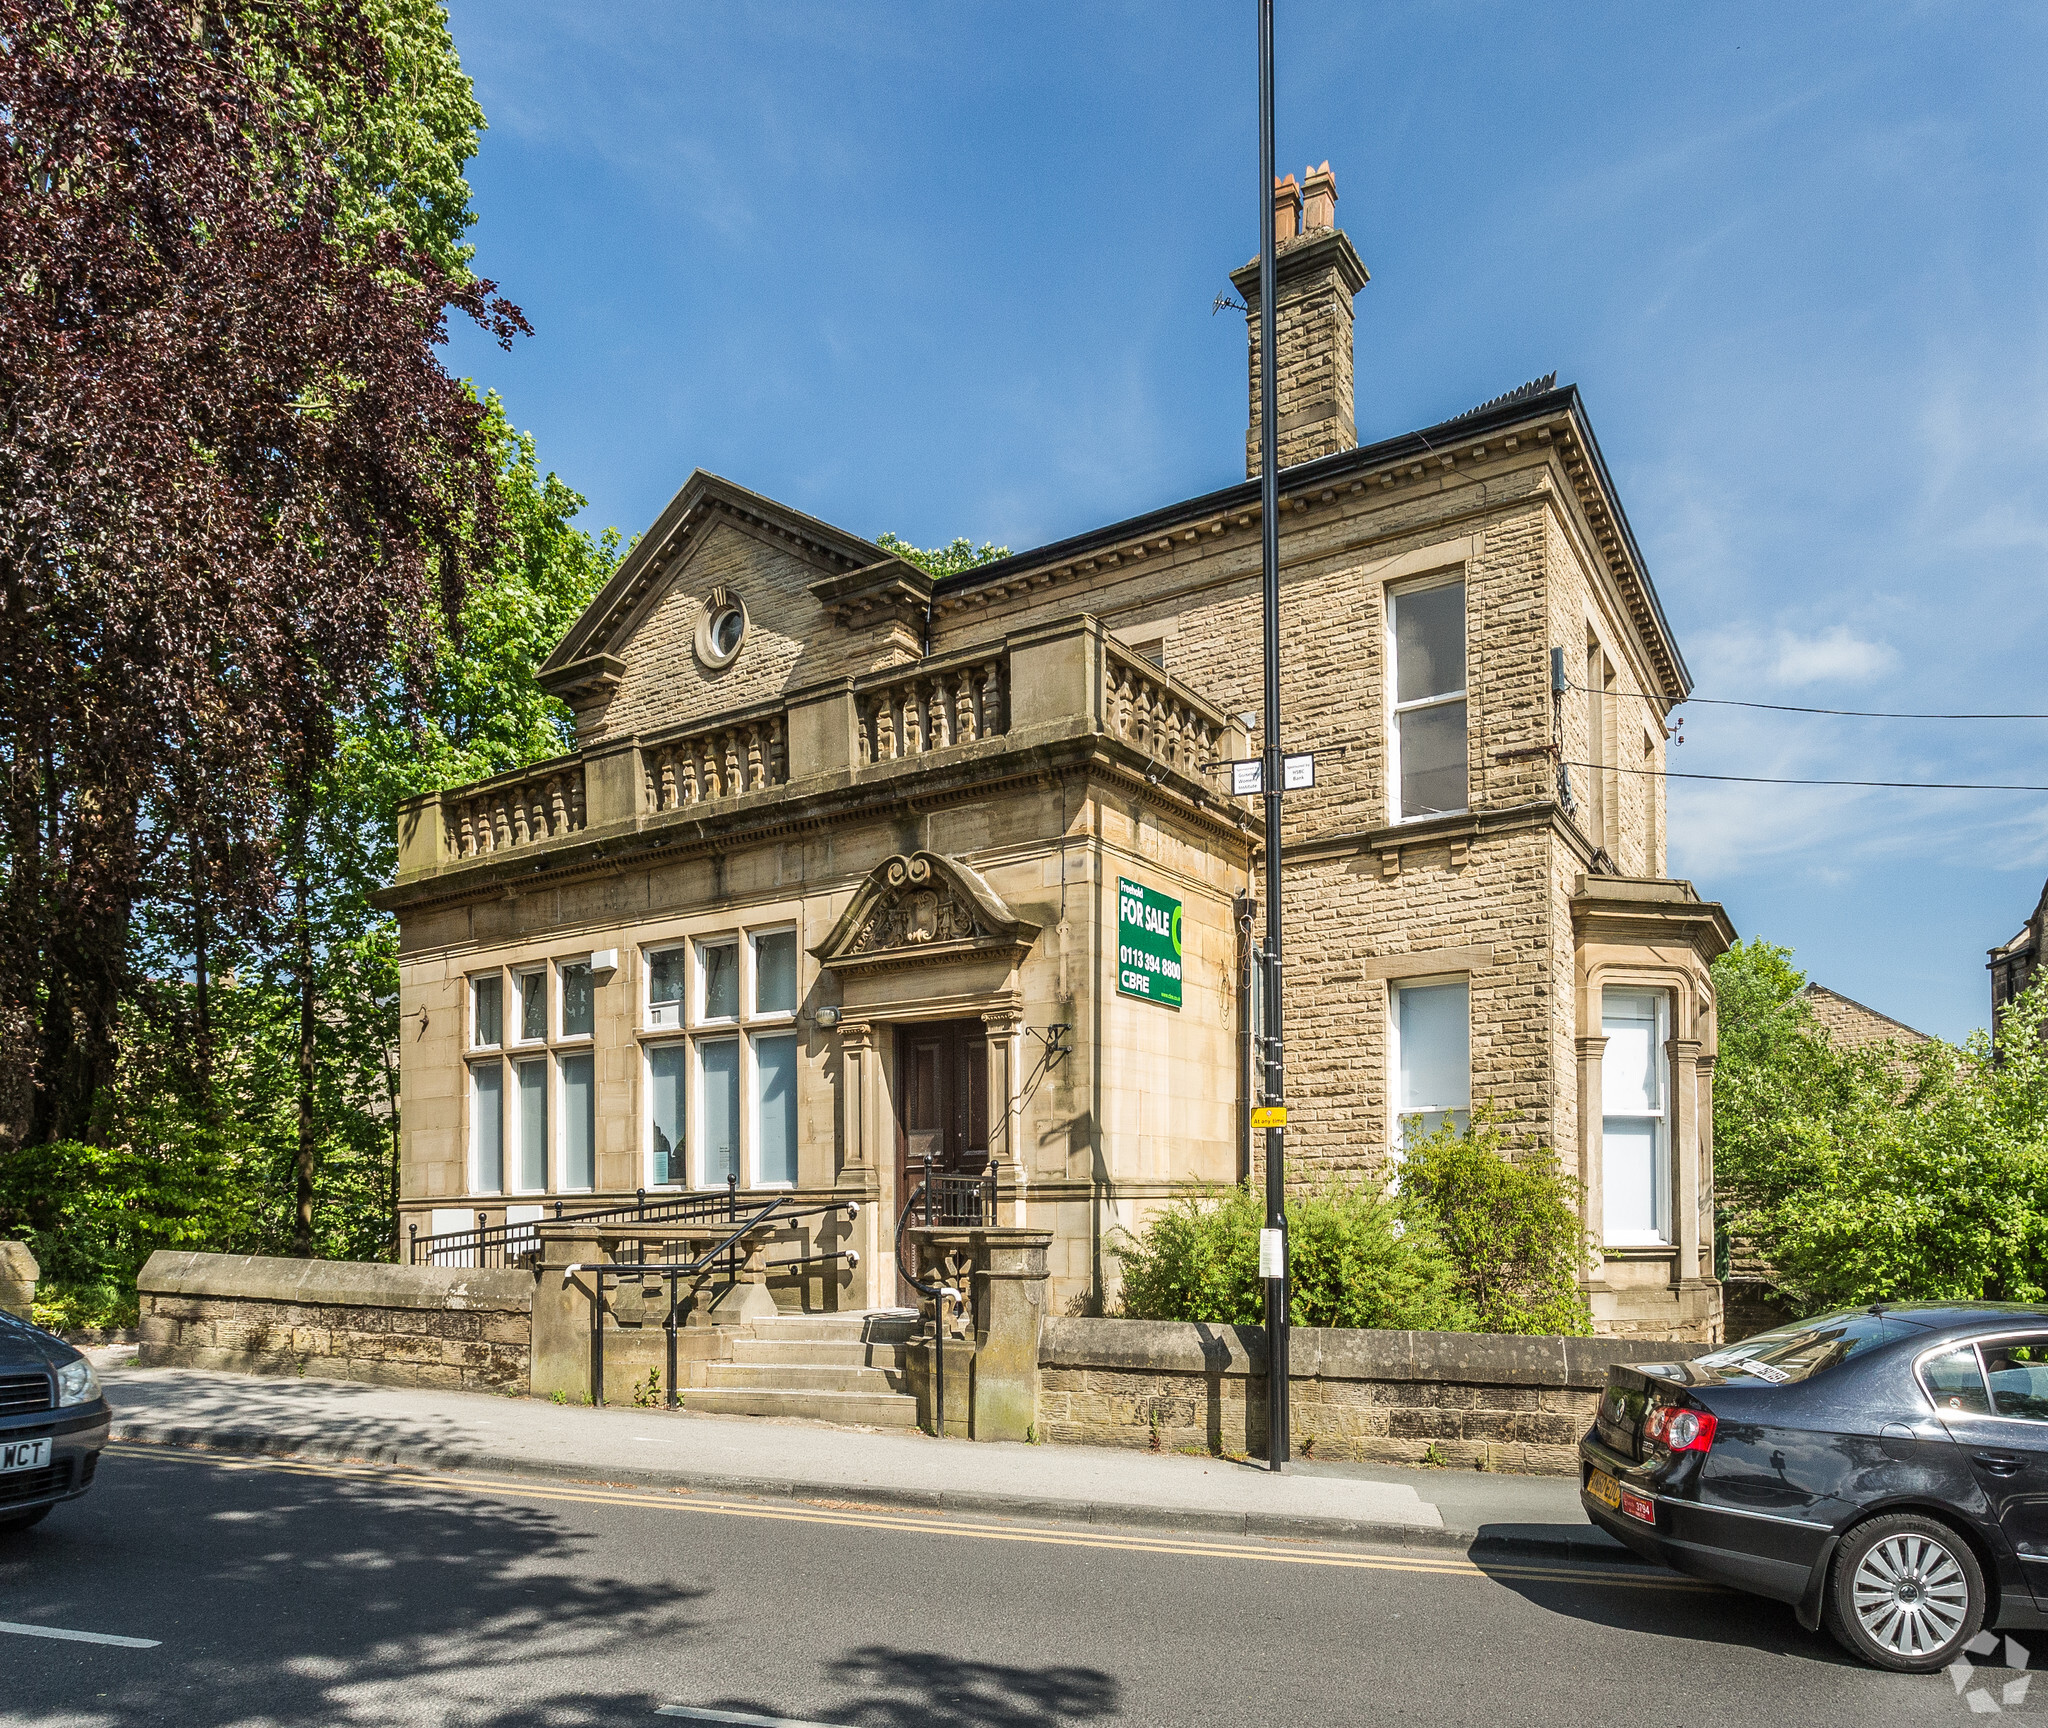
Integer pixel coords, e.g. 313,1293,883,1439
1601,988,1670,1244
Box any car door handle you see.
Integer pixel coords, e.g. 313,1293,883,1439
1973,1451,2027,1477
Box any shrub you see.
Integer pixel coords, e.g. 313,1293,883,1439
1116,1174,1474,1331
1397,1110,1593,1336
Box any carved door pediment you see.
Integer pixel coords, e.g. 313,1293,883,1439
813,851,1040,976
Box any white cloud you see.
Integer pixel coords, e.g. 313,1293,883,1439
1764,626,1899,686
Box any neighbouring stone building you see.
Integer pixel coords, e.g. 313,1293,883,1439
377,164,1734,1340
1797,983,1931,1054
1991,879,2048,1030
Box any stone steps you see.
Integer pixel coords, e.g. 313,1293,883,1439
683,1387,921,1427
683,1310,922,1429
727,1338,905,1368
703,1361,905,1395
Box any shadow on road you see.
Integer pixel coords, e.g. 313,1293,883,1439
1,1447,701,1727
1467,1533,1859,1667
697,1647,1120,1726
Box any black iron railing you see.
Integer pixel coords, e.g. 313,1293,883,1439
409,1176,759,1268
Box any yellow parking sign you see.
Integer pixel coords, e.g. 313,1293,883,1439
1250,1105,1288,1129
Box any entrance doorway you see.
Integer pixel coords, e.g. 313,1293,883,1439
894,1018,988,1301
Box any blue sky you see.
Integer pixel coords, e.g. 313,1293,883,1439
439,1,2048,1043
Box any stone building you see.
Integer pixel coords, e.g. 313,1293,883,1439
1990,879,2048,1029
378,165,1734,1340
1797,983,1931,1054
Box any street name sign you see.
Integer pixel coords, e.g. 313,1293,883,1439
1228,753,1314,795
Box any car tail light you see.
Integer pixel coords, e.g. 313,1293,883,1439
1643,1405,1718,1453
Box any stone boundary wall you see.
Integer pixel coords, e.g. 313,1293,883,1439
137,1251,534,1393
1038,1318,1709,1475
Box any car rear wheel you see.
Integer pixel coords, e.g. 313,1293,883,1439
0,1504,52,1535
1824,1513,1986,1672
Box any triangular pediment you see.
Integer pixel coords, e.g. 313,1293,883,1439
540,471,883,686
813,851,1041,974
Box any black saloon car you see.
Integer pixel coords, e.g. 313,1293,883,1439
1580,1303,2048,1670
0,1308,110,1533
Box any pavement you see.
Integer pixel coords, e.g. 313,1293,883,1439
90,1352,1630,1563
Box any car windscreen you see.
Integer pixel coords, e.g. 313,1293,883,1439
1692,1311,1895,1386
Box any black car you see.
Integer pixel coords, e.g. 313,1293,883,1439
1579,1302,2048,1670
0,1308,110,1533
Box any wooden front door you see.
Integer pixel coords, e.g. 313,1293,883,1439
894,1018,988,1300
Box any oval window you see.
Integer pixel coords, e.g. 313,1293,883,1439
693,590,750,668
712,605,745,657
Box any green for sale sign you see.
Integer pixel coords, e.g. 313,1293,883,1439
1117,877,1183,1008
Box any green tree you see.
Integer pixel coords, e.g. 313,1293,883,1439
1711,941,2048,1313
1397,1111,1593,1336
1117,1175,1474,1332
876,532,1011,578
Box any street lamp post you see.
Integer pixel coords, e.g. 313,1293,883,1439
1255,0,1290,1475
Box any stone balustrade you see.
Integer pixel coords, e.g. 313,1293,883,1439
393,613,1249,885
442,760,587,860
1101,642,1221,779
642,712,788,812
855,652,1005,766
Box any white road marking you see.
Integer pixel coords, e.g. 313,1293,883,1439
0,1620,160,1649
657,1708,831,1726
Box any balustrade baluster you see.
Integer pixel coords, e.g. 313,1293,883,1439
659,749,677,811
955,670,977,743
876,698,896,762
901,688,923,756
568,773,585,830
458,802,475,857
722,732,742,796
769,717,787,784
927,679,949,751
981,660,1003,735
746,725,764,791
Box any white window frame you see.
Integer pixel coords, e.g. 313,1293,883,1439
1601,987,1671,1246
1386,575,1469,825
556,1046,597,1193
513,968,548,1046
1388,975,1472,1151
638,915,805,1192
646,943,687,1031
749,1028,801,1189
556,958,596,1044
750,924,801,1022
509,1054,549,1194
469,1059,505,1195
469,972,503,1052
645,1039,689,1190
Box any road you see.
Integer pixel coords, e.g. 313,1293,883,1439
0,1444,2028,1726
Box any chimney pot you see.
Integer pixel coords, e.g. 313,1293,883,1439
1301,161,1337,232
1272,173,1302,247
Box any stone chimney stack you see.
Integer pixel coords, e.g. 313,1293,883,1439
1232,160,1370,477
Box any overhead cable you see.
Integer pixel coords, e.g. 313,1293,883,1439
1561,760,2048,793
1562,678,2048,722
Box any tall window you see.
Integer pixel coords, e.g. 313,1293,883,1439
1602,989,1669,1244
643,922,802,1189
1389,579,1467,821
559,1051,595,1191
1391,979,1470,1148
513,1058,547,1191
1585,645,1619,858
466,957,602,1201
649,1044,686,1185
471,1061,504,1193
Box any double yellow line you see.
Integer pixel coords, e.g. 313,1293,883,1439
107,1442,1711,1593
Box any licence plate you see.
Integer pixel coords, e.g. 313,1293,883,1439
0,1439,50,1472
1587,1468,1621,1509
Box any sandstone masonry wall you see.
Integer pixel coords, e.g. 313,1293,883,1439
137,1251,533,1393
1038,1316,1704,1475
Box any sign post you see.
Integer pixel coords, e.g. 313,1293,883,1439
1254,0,1290,1475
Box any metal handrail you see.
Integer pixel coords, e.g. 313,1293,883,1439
409,1176,812,1267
